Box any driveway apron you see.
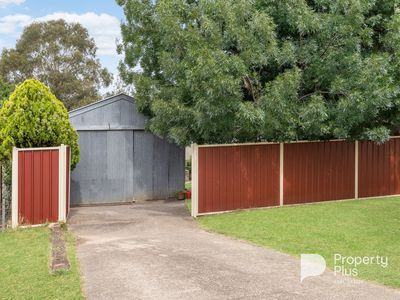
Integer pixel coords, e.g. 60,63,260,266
69,200,400,300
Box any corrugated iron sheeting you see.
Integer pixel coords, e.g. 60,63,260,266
18,149,59,224
69,94,185,205
359,139,400,197
284,141,355,204
196,138,400,215
198,145,280,213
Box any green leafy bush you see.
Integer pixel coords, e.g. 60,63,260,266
0,79,79,169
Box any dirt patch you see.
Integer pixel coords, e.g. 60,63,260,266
50,223,70,272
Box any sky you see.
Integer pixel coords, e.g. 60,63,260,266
0,0,125,83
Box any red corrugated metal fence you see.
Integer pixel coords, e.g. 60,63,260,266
284,141,355,204
198,145,280,213
18,149,59,224
192,137,400,216
358,139,400,197
12,145,71,227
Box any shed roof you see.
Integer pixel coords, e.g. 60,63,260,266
69,93,133,116
69,93,148,131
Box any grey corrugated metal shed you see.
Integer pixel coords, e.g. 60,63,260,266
69,94,185,205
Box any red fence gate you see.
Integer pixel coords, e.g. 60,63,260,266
11,145,70,227
191,137,400,216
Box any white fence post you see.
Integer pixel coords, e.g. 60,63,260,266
68,146,71,217
280,143,284,206
11,147,19,228
191,144,199,217
58,145,67,222
355,141,359,199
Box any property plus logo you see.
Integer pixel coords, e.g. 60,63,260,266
300,253,389,282
300,254,326,282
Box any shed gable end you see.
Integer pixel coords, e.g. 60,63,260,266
69,95,147,130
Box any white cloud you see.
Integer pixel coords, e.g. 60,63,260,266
0,14,31,34
0,12,121,55
37,12,121,55
0,0,24,8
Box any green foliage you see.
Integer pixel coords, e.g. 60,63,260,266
0,78,12,108
118,0,400,145
185,159,191,172
0,20,112,110
0,79,80,169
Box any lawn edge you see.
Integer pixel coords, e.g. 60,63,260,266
195,206,400,291
64,227,85,299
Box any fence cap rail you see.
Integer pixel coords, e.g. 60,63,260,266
14,145,69,152
195,136,400,148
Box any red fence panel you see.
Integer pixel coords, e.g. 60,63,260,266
358,139,400,197
18,149,59,224
12,145,70,227
284,141,355,204
198,144,280,213
193,137,400,217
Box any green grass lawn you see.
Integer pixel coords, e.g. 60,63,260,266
0,227,83,299
198,197,400,288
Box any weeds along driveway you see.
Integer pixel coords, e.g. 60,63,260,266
68,200,400,300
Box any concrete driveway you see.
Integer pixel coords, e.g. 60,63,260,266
69,200,399,300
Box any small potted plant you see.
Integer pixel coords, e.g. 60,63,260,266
177,190,185,200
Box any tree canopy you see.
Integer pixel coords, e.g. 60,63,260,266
118,0,400,146
0,79,80,169
0,19,112,110
0,78,12,109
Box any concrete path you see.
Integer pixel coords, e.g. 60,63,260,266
69,200,399,300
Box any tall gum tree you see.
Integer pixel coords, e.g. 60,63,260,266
0,20,112,110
